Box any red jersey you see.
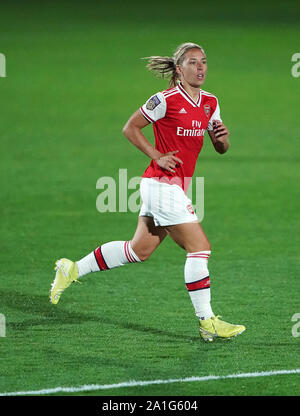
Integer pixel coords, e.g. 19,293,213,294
140,82,222,191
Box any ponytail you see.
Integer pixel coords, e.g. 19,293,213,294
143,56,178,88
143,42,205,88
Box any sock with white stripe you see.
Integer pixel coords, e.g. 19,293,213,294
76,241,141,278
184,251,214,320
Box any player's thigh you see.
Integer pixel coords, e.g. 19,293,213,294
131,215,168,261
165,221,211,253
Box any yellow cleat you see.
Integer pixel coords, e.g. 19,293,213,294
199,315,246,342
50,258,79,304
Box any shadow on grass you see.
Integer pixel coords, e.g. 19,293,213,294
0,289,200,343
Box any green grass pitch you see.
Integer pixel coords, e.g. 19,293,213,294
0,0,300,396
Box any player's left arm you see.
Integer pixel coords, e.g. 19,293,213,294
207,120,230,154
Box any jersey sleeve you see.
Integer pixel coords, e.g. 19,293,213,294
140,92,166,123
207,100,222,131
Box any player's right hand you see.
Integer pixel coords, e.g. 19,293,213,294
155,150,183,173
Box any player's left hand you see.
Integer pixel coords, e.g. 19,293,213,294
213,120,229,140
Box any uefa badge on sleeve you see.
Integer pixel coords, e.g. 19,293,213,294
146,95,161,110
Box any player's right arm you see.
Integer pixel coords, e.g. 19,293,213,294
122,110,183,173
122,110,161,161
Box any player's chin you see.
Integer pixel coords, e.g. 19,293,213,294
192,78,205,87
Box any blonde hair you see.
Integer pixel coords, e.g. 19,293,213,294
143,42,205,88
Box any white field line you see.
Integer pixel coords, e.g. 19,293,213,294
1,368,300,396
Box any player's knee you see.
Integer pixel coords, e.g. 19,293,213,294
130,241,154,262
135,251,151,262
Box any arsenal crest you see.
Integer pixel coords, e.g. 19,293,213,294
204,104,211,117
186,204,195,215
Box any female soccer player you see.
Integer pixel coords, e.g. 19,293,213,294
50,42,245,342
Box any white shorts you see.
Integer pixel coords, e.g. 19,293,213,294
139,178,198,227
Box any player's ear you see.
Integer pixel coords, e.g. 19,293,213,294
175,64,182,77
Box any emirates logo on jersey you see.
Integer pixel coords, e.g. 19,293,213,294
177,120,206,137
204,104,211,117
